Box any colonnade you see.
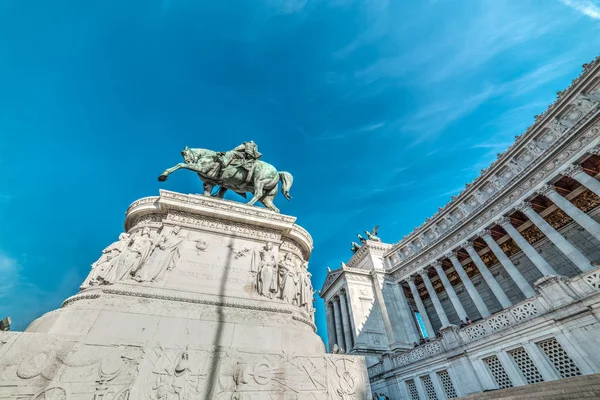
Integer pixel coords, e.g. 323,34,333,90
326,289,355,351
394,156,600,336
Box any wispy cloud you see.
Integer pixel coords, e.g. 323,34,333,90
404,85,498,145
559,0,600,19
0,253,19,298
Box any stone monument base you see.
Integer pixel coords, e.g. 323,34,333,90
0,191,371,399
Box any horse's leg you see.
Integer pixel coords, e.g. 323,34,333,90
261,194,280,213
203,182,214,197
215,186,228,198
247,181,265,207
158,163,188,181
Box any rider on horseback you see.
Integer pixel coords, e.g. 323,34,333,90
217,141,262,184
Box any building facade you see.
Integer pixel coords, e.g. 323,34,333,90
320,55,600,399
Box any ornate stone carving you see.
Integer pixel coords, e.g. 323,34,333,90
31,387,68,400
133,226,186,283
535,183,556,197
167,211,279,241
251,242,277,299
233,247,251,259
298,263,314,311
278,252,300,305
82,233,131,289
128,214,164,231
571,190,600,213
562,163,584,177
113,227,156,283
195,239,208,252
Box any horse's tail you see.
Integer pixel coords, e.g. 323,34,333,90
278,172,293,200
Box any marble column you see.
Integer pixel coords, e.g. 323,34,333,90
332,295,346,350
518,202,592,271
564,164,600,198
390,282,421,343
479,229,536,298
325,302,336,351
464,242,512,309
447,251,491,318
419,269,451,327
407,276,435,337
433,262,467,320
338,290,354,351
538,183,600,242
497,216,557,276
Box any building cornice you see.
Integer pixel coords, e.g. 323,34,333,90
385,55,600,273
347,241,393,269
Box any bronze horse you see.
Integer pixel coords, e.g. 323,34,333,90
158,147,293,213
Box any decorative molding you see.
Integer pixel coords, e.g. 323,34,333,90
479,228,493,239
562,164,585,177
535,184,557,197
167,211,280,241
63,286,318,331
385,55,600,276
320,269,344,294
159,190,296,223
346,240,392,269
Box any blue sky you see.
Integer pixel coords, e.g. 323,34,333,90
1,0,599,345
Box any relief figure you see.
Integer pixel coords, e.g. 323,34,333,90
134,226,186,283
278,252,299,305
82,233,130,288
256,242,277,298
299,263,314,310
113,227,155,281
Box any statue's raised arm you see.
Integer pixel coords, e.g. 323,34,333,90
158,142,293,213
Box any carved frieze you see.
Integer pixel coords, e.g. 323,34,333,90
166,211,279,241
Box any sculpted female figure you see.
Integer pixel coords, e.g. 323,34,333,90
256,242,277,298
81,233,130,288
113,227,155,282
134,226,186,283
299,263,313,310
278,252,299,305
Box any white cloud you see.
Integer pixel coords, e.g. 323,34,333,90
559,0,600,19
0,253,19,298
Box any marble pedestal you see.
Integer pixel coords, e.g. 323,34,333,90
0,191,371,400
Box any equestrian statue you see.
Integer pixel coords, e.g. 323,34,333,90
158,141,293,213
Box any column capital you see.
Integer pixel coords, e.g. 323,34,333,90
496,215,512,226
432,261,444,269
462,240,475,251
535,183,557,197
515,201,533,213
406,274,417,283
445,250,459,260
418,269,430,278
479,228,493,239
562,164,585,177
339,288,346,295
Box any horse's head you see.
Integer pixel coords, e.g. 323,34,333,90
181,146,202,164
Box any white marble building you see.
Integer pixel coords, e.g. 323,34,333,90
320,55,600,398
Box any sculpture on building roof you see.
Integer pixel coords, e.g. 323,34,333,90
350,242,361,253
158,141,293,213
365,225,381,242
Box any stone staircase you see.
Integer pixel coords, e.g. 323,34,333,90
460,373,600,399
